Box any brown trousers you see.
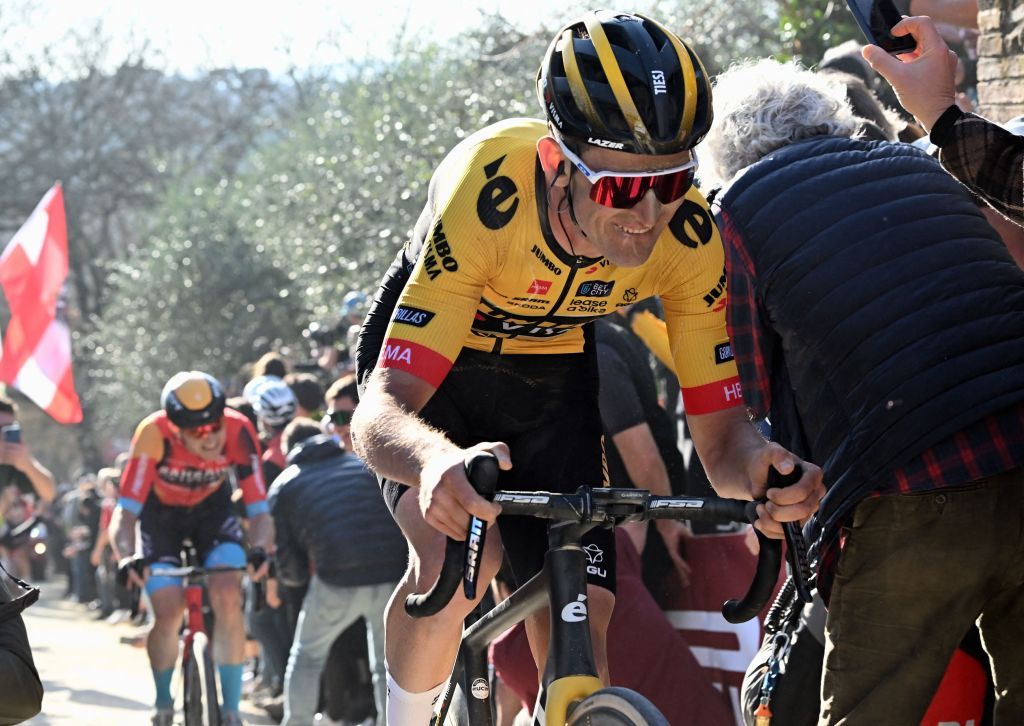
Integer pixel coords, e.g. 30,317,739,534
820,467,1024,725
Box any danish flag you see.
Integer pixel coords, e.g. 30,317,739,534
0,184,83,423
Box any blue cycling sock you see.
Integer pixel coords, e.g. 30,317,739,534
152,666,175,709
218,663,244,713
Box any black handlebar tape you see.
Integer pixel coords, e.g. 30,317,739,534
767,464,813,604
405,537,464,618
462,453,500,601
721,529,782,623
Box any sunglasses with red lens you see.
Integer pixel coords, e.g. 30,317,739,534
557,139,698,209
183,421,223,439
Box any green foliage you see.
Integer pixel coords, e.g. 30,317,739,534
81,182,307,435
776,0,863,63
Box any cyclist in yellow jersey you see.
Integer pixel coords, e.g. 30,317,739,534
352,11,825,724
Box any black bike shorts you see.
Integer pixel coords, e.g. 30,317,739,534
139,483,245,568
377,344,616,594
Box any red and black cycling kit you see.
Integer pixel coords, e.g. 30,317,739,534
117,408,268,518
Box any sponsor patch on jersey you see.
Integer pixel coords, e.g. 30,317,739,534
528,279,552,295
575,280,614,297
477,155,520,230
715,342,734,365
531,244,562,275
393,305,435,328
622,288,638,303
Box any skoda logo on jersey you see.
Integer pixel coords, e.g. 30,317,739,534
394,305,435,328
477,155,519,230
576,280,614,298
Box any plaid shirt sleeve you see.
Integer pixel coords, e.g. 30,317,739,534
935,110,1024,226
717,206,774,420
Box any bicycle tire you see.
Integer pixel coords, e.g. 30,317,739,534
183,632,221,726
566,686,668,726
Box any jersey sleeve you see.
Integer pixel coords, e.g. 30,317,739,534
658,191,743,415
375,141,503,387
117,416,163,516
227,414,269,517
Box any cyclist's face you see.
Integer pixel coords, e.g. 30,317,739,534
180,422,226,460
563,145,693,267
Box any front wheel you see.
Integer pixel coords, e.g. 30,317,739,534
183,632,220,726
566,687,668,726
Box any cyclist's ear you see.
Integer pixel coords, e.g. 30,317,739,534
537,136,570,189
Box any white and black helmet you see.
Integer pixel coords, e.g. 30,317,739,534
244,375,297,427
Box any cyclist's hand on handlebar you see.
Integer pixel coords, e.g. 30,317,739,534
117,555,147,589
747,444,824,539
418,442,509,540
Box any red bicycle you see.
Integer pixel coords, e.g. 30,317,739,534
123,545,267,726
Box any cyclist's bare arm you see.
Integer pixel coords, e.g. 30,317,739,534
352,367,505,540
109,506,138,562
687,405,824,538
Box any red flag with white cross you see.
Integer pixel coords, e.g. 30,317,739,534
0,184,83,423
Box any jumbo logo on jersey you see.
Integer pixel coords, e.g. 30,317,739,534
424,222,458,280
531,245,562,276
669,199,715,249
575,280,614,297
394,305,435,328
477,155,519,230
703,270,727,308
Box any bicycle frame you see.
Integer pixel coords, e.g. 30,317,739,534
432,518,604,726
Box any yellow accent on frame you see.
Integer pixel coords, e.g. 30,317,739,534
544,675,604,726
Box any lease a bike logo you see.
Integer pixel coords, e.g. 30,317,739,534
576,280,614,297
715,342,734,365
477,155,519,230
561,594,588,623
669,199,716,249
393,305,435,328
528,279,552,295
424,222,458,280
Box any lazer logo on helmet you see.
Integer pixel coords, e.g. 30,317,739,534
586,137,625,150
576,280,614,297
651,70,668,95
394,305,435,328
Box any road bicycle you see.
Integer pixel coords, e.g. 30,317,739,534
408,453,793,726
124,543,267,726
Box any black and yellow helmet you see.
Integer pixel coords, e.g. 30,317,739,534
537,11,713,155
161,371,226,429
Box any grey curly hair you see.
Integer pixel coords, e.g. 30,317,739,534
701,58,860,188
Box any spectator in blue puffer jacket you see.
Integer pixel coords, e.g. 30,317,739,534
269,418,407,726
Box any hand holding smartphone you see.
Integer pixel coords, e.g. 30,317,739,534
1,425,21,444
846,0,917,55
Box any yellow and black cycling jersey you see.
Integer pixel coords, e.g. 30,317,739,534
375,118,741,415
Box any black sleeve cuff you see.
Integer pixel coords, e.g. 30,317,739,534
929,105,965,148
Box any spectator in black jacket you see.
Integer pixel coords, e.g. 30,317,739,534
269,418,407,726
0,565,42,724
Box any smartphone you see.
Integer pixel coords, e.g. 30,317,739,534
2,424,21,444
846,0,917,55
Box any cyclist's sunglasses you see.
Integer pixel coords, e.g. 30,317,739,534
183,421,223,439
557,139,698,209
326,409,353,426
